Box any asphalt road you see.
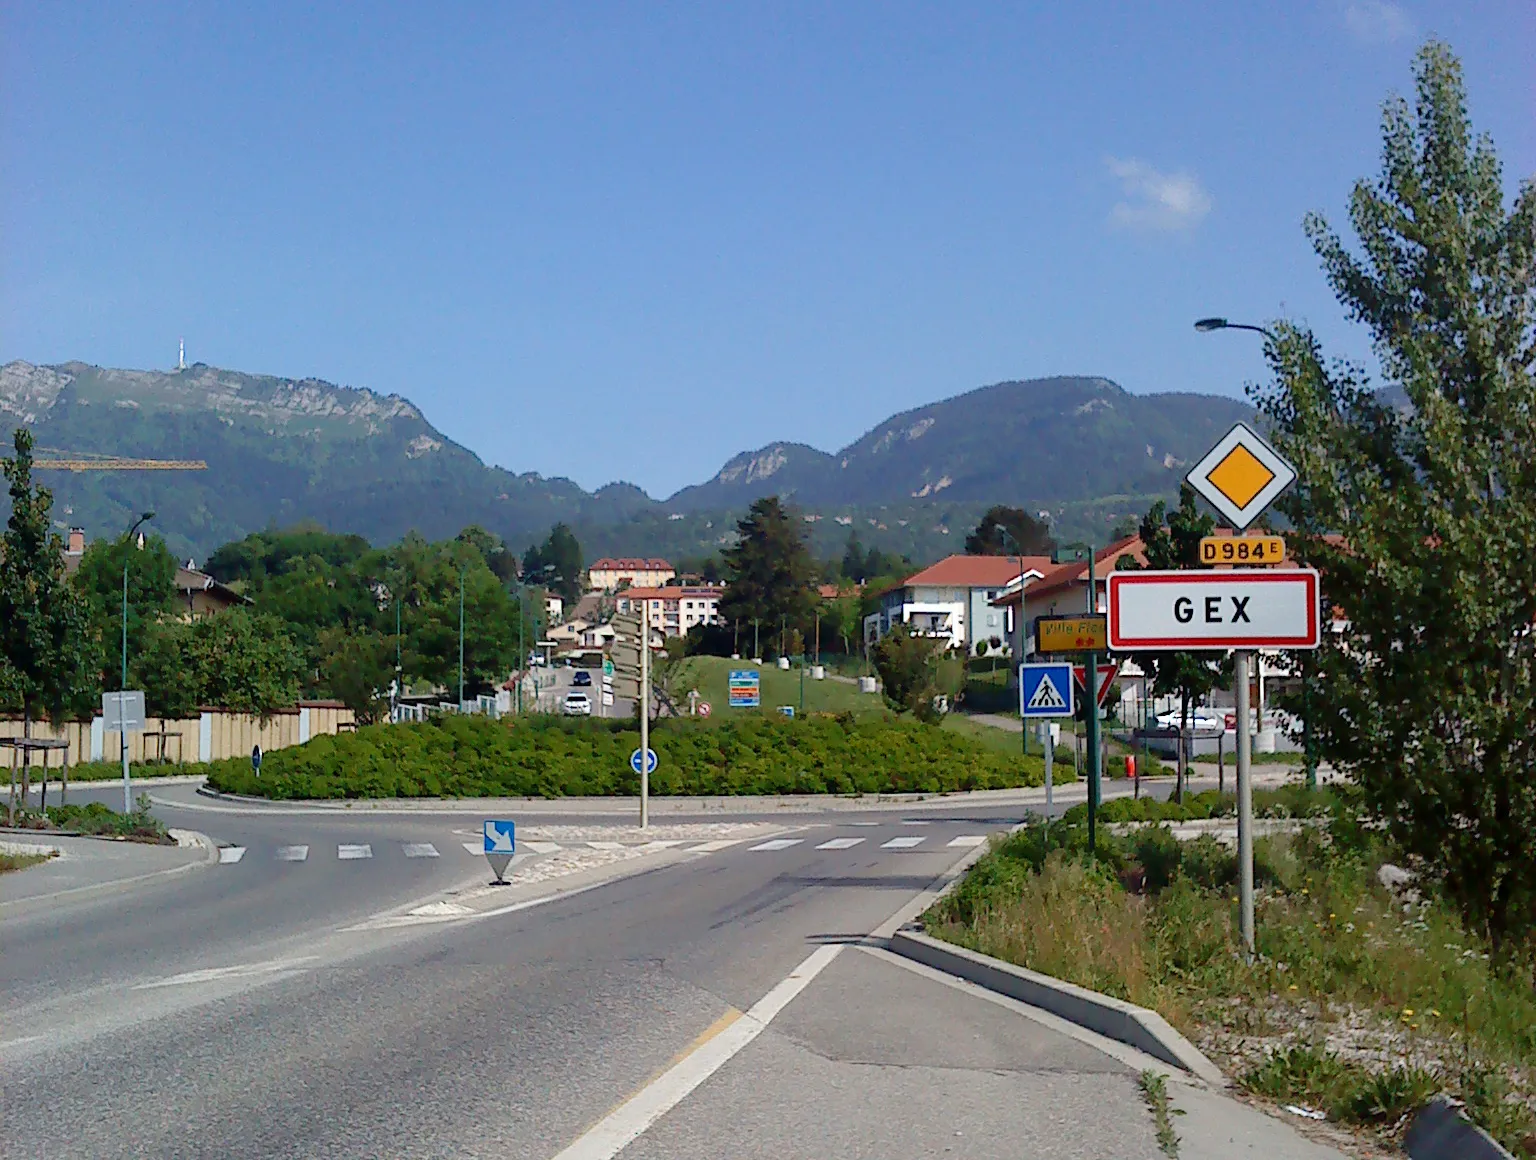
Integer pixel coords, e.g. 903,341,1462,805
4,766,1349,1159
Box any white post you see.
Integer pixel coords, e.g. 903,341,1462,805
1234,649,1255,960
639,621,650,830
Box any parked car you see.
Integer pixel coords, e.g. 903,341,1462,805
572,670,593,687
562,690,592,716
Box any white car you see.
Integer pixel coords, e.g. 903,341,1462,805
562,690,592,716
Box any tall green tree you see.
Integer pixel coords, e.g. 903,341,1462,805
1116,485,1224,798
521,523,584,605
965,506,1056,557
1254,43,1536,953
840,532,867,581
872,622,965,723
408,562,520,698
0,429,97,728
719,497,817,641
71,531,178,687
184,610,305,718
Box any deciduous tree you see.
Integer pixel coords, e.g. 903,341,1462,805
1254,43,1536,953
965,506,1056,557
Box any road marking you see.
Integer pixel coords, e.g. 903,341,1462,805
460,841,484,856
550,944,842,1160
946,835,987,848
748,838,803,852
275,845,309,862
902,820,932,825
402,843,439,858
684,839,742,852
133,955,319,990
880,836,925,849
524,841,564,854
586,841,625,850
638,840,684,851
337,844,372,860
217,846,246,864
848,821,880,827
815,837,865,850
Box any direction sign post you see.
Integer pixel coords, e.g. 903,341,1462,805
103,690,145,814
483,819,516,884
1180,421,1313,962
1021,663,1073,833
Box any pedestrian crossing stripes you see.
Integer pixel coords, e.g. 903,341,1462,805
815,837,865,850
217,832,994,865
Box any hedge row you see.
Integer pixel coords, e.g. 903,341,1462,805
1059,783,1340,826
203,712,1062,800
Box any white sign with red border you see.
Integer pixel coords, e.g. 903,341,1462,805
1107,569,1321,651
1073,663,1119,707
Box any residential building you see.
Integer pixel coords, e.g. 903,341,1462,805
989,536,1146,662
587,557,675,592
614,584,723,640
545,592,564,625
862,555,1053,654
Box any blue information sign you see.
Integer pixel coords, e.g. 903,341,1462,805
1019,663,1075,718
483,819,516,854
630,747,658,775
728,669,761,709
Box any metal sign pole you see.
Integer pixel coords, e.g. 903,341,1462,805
1084,546,1101,856
121,690,132,813
1042,723,1053,836
639,619,650,830
1234,648,1255,960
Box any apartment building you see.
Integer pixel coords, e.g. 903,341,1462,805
614,585,724,640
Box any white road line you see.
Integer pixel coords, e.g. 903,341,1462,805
946,835,987,848
684,839,742,852
461,841,483,856
337,844,373,860
217,846,246,864
550,944,842,1160
880,836,925,849
133,955,319,991
523,841,564,854
638,840,684,851
402,843,439,858
847,821,880,827
275,845,309,862
902,820,932,825
748,838,804,852
586,841,625,850
815,837,866,850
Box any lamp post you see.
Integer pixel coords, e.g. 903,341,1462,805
458,563,466,712
1193,316,1315,791
998,527,1029,759
120,511,154,813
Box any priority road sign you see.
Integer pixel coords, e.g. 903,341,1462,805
1106,569,1321,651
1020,663,1074,718
1073,663,1119,707
483,819,516,883
1185,422,1297,531
630,747,658,775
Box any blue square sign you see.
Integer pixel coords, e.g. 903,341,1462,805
483,819,516,854
1020,663,1074,718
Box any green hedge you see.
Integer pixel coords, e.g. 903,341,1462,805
1060,784,1341,826
202,712,1054,800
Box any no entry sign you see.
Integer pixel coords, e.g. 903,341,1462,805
1107,569,1321,651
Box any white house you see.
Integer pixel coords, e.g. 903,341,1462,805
862,555,1052,655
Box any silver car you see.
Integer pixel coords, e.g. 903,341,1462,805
562,690,592,716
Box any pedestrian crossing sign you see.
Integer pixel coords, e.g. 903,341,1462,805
1020,663,1074,718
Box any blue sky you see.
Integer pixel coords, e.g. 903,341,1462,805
3,2,1531,498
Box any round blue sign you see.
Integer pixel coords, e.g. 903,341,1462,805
629,747,658,774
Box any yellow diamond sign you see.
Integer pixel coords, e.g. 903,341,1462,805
1186,422,1296,530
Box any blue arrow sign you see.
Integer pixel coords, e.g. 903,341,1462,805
1020,663,1075,719
630,747,658,775
483,819,516,854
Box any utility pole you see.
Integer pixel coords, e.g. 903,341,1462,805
458,565,466,712
120,512,153,813
394,594,402,722
1084,544,1102,856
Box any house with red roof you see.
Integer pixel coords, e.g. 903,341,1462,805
586,557,675,593
863,554,1053,655
988,536,1147,661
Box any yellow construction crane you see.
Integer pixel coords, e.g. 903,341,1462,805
32,451,207,472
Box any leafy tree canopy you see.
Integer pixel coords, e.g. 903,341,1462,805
521,522,583,605
965,505,1056,557
719,497,817,633
1255,43,1536,952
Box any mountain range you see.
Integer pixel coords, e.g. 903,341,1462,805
0,360,1255,564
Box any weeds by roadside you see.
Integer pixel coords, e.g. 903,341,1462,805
0,849,56,873
1138,1070,1181,1157
10,796,171,844
924,787,1536,1157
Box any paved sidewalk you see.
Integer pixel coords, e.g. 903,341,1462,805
0,830,213,906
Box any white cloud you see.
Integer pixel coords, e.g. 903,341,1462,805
1104,157,1212,233
1344,1,1415,43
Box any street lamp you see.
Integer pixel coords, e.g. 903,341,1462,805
998,527,1029,758
120,511,153,813
1195,315,1313,791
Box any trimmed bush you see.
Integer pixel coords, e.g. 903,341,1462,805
203,713,1051,801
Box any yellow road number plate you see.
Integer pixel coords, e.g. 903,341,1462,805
1199,535,1286,566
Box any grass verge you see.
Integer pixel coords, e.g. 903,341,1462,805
923,787,1536,1157
0,850,56,873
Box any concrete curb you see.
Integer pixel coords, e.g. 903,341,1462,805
1405,1095,1514,1159
888,929,1227,1087
61,774,209,788
0,828,219,910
